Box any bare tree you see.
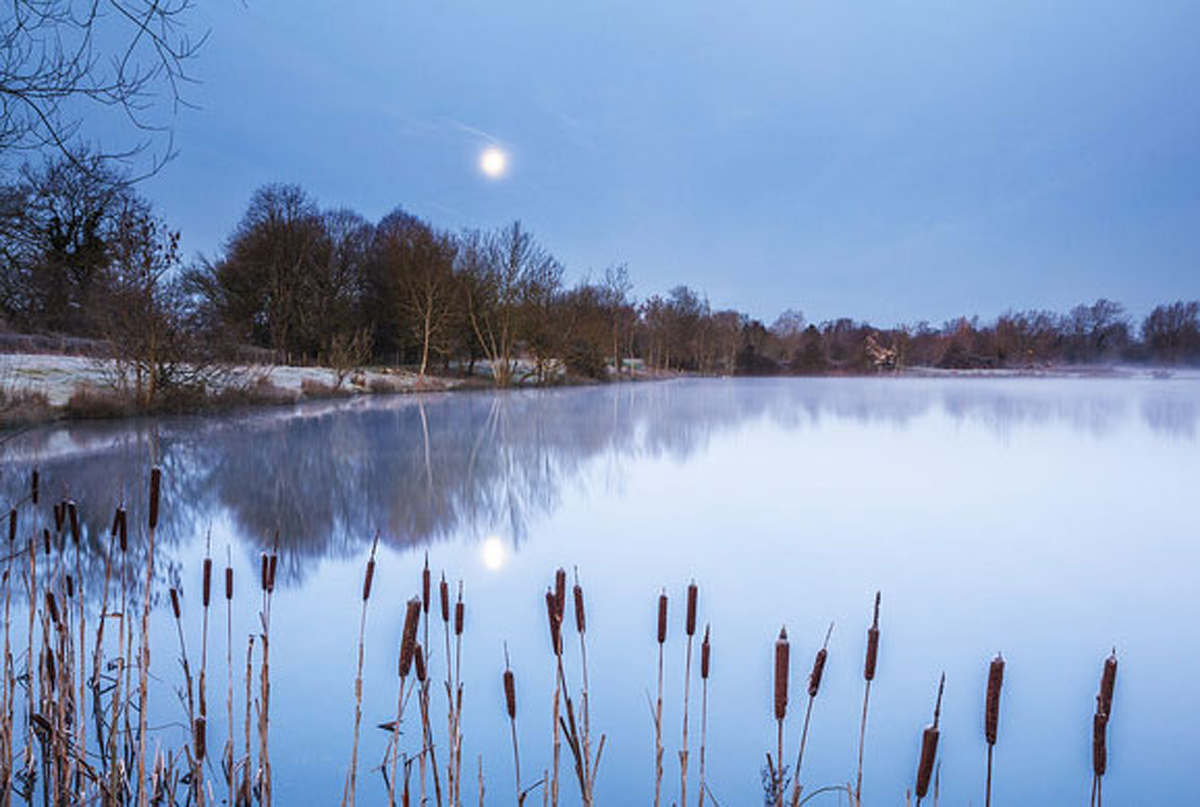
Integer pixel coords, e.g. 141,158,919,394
1,0,205,174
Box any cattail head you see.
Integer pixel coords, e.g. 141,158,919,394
573,582,586,635
808,647,828,698
202,558,213,607
414,645,427,683
110,507,120,539
169,587,181,620
194,717,207,762
54,502,64,533
268,553,278,592
915,724,940,798
545,589,563,656
260,553,269,592
31,469,39,505
503,668,517,719
398,597,422,677
440,575,450,623
45,591,60,627
117,508,128,552
422,555,431,614
1098,651,1117,718
68,500,79,545
454,588,464,637
774,626,790,721
1092,711,1108,777
44,648,55,690
985,654,1005,746
65,575,74,599
554,568,566,621
686,581,698,637
225,566,233,600
657,591,668,645
8,509,15,543
42,528,50,555
865,591,881,682
148,466,162,530
701,625,711,680
362,557,376,602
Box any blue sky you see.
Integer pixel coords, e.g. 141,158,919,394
135,0,1200,325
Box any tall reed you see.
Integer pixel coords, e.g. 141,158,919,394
698,624,711,807
1090,651,1117,807
653,590,667,807
389,597,422,806
136,466,161,807
984,654,1004,807
343,534,378,807
914,673,945,806
680,581,697,807
772,626,789,807
789,623,832,807
503,645,522,805
855,591,880,806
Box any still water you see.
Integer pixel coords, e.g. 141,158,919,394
3,377,1198,805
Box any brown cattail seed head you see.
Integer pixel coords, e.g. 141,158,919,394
268,553,278,592
439,575,450,623
985,654,1005,746
148,467,162,530
774,627,790,721
260,554,269,592
454,596,464,637
1098,652,1117,718
202,558,213,607
42,528,50,555
554,568,566,621
808,647,828,697
362,558,376,602
865,592,881,682
573,583,586,635
194,718,207,762
169,587,181,620
686,581,698,637
225,566,233,600
915,725,940,798
1092,711,1108,777
44,648,55,689
398,598,422,677
31,469,39,504
8,509,15,543
45,592,60,627
503,668,517,719
54,502,64,533
65,575,74,598
701,625,711,679
422,557,431,614
117,508,127,551
545,589,563,656
68,500,79,545
414,645,427,683
657,592,668,645
110,508,120,538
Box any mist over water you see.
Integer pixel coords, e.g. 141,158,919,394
3,376,1197,804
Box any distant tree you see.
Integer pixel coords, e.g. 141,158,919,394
791,325,828,374
1142,301,1200,365
768,308,805,364
602,264,635,376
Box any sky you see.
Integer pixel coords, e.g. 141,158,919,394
125,0,1200,326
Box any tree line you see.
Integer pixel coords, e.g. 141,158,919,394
2,157,1199,406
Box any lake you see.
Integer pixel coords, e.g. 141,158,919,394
3,376,1197,805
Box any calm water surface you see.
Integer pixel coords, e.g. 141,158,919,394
3,377,1198,805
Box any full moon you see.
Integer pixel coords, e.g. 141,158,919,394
479,146,508,179
480,535,507,571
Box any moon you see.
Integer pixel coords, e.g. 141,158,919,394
479,146,508,179
480,535,507,571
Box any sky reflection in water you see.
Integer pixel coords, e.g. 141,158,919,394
3,377,1198,805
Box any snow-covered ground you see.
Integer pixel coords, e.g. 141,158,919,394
0,352,452,407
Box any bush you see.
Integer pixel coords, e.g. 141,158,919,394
62,385,134,419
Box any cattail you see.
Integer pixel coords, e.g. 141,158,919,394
111,507,120,538
985,654,1004,745
686,581,698,637
54,502,64,532
194,717,207,762
148,466,162,530
1092,711,1108,777
554,568,566,620
573,581,586,634
117,508,128,551
414,645,427,683
68,500,79,544
203,558,213,607
225,566,233,600
1098,652,1117,717
170,587,182,620
42,528,50,555
774,627,790,721
8,509,15,543
44,648,56,689
268,553,278,591
865,592,881,681
398,597,421,677
362,557,376,601
701,625,711,679
545,589,562,655
46,591,61,627
657,591,668,644
808,648,828,697
260,553,269,592
65,575,74,598
915,726,939,799
422,556,431,614
31,468,39,504
455,597,464,636
503,668,517,719
440,575,450,623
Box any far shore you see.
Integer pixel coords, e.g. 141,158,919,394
1,351,1192,431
